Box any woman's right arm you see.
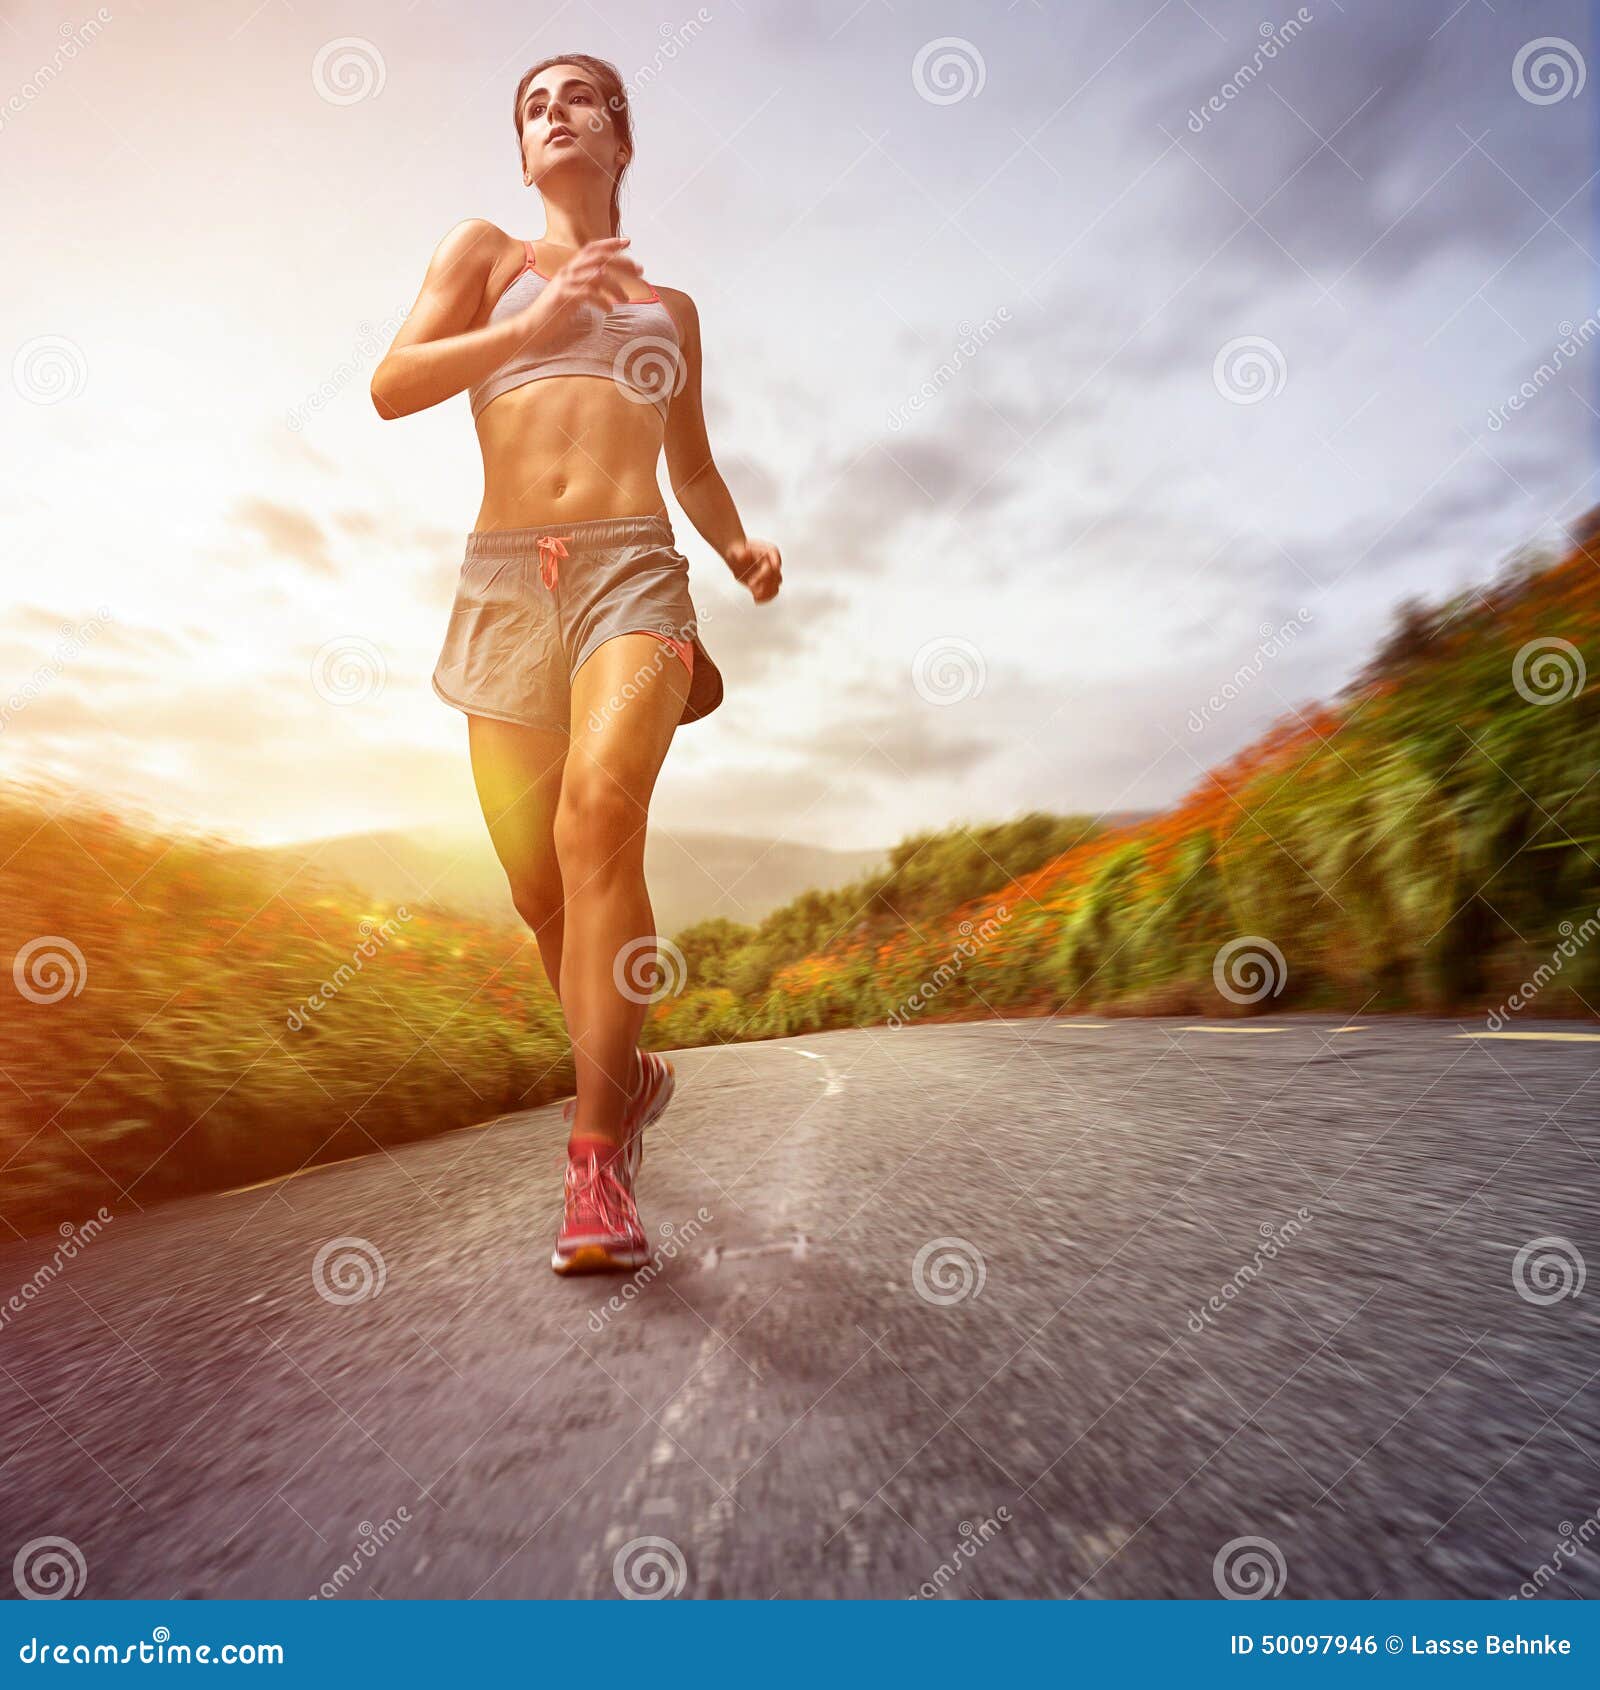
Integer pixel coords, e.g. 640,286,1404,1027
370,222,639,420
370,220,507,419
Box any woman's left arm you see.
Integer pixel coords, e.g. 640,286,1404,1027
661,289,782,605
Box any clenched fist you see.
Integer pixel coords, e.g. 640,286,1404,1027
724,537,782,604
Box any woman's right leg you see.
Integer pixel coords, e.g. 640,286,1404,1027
466,715,571,993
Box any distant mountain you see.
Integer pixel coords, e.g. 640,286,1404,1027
245,824,894,937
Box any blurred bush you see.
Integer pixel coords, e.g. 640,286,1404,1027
0,796,571,1236
660,521,1599,1039
3,521,1594,1235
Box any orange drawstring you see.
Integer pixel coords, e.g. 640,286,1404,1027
535,533,572,590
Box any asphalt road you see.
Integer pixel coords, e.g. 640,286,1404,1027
1,1015,1597,1600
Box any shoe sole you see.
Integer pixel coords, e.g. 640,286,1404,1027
550,1242,650,1275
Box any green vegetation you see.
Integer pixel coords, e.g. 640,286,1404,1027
2,524,1594,1236
654,526,1599,1043
0,793,569,1237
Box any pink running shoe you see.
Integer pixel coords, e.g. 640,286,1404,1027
550,1139,649,1276
561,1050,676,1182
622,1050,675,1182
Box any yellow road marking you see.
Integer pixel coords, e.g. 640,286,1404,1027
220,1153,370,1198
1453,1031,1600,1042
1180,1025,1287,1033
220,1170,306,1197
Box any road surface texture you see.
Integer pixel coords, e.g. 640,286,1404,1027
1,1015,1596,1600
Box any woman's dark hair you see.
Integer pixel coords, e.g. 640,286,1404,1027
513,54,633,237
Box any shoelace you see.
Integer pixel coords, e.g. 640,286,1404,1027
535,533,572,590
564,1148,640,1238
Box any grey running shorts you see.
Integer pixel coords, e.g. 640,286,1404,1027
431,512,724,733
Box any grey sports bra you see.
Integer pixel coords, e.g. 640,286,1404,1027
467,239,682,422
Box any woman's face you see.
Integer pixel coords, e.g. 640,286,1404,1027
520,65,621,189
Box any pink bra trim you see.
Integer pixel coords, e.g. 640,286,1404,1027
519,238,662,303
470,240,679,420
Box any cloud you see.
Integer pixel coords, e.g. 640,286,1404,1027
806,707,1000,780
657,756,878,843
804,436,1022,575
4,0,1590,858
710,450,784,519
1144,1,1590,286
3,606,189,660
700,581,851,682
233,497,336,578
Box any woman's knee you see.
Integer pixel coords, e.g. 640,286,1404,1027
506,867,564,934
554,772,646,870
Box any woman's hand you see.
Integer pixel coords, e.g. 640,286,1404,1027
724,537,782,603
514,236,643,336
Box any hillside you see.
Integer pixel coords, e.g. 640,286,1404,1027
648,524,1600,1044
3,516,1591,1237
240,824,894,935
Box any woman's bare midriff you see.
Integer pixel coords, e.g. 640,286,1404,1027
473,374,668,531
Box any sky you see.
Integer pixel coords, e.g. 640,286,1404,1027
0,0,1594,852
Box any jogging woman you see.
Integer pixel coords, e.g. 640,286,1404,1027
371,52,782,1274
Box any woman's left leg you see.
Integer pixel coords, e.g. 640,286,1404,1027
555,631,692,1146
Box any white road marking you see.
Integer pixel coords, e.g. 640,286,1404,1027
702,1234,811,1271
792,1048,845,1094
1452,1031,1600,1042
1179,1025,1288,1034
985,1018,1109,1029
